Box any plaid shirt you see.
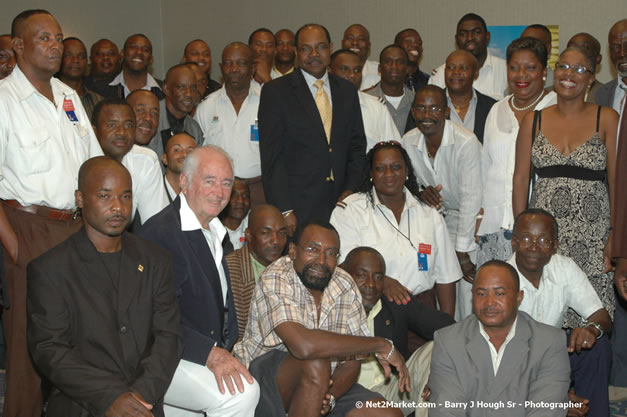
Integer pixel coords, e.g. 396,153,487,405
233,256,369,371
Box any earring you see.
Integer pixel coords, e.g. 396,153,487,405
543,76,547,81
406,176,409,180
370,177,373,182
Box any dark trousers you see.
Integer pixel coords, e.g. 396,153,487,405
611,295,627,387
1,205,81,417
568,331,612,417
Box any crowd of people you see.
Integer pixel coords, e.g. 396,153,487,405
0,7,625,417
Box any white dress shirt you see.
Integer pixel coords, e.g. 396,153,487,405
477,92,557,236
108,71,161,98
271,66,293,80
507,253,603,328
301,69,332,107
121,145,169,224
479,316,517,375
0,66,103,209
402,121,482,253
179,193,228,305
195,85,262,178
358,91,400,151
430,51,508,100
446,88,478,133
612,77,626,114
360,60,380,91
164,175,177,201
226,213,249,250
330,189,461,295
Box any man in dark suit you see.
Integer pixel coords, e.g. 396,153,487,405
429,260,570,417
27,156,182,417
226,204,288,339
443,50,495,143
596,19,626,111
259,23,366,225
139,145,259,416
341,246,454,416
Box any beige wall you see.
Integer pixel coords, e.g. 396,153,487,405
3,0,623,82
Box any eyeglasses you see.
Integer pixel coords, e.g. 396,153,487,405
554,63,592,75
298,244,341,259
513,234,554,249
412,105,444,114
298,43,330,54
373,140,402,149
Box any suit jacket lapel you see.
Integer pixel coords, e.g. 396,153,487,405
465,318,496,385
489,315,531,399
184,229,225,313
117,233,145,316
329,75,342,146
290,69,327,140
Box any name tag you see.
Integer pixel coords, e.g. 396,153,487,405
418,243,432,254
63,99,78,122
418,252,428,271
250,120,259,142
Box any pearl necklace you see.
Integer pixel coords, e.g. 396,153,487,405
510,90,545,112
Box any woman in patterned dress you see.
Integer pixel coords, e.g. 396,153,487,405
512,45,619,327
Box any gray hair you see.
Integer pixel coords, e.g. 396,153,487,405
181,145,234,183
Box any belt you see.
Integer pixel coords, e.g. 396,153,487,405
1,199,79,221
241,175,262,185
535,165,606,181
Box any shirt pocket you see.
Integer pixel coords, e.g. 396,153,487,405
10,127,52,175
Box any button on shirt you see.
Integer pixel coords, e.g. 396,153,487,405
108,71,161,98
402,121,482,253
0,66,103,209
477,93,557,236
430,51,508,100
179,193,229,305
195,85,262,178
358,91,400,151
330,189,461,295
121,145,169,224
479,316,517,375
507,254,603,328
233,255,369,371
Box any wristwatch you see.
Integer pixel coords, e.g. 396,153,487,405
328,394,336,412
586,322,604,339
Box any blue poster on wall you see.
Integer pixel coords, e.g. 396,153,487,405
487,25,559,68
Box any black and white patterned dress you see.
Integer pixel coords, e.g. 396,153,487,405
530,109,614,328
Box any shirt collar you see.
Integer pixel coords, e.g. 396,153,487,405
108,71,160,90
373,186,421,210
478,314,518,348
301,68,329,89
366,299,383,321
446,88,477,107
178,193,227,240
11,65,73,102
405,120,454,150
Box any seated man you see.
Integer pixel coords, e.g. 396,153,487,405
226,204,288,339
429,260,570,417
139,146,259,416
402,85,482,320
342,246,454,417
443,50,496,143
27,156,182,417
234,220,408,417
508,208,612,417
162,132,197,202
91,98,169,225
220,178,252,250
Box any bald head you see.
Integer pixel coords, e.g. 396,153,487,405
220,42,253,91
78,156,130,192
246,204,288,266
609,19,627,78
164,64,196,118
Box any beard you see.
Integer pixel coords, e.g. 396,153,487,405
296,263,333,291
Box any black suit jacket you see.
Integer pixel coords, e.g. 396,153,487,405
474,90,497,143
27,229,182,417
138,197,239,365
595,79,618,108
373,298,454,359
259,69,366,222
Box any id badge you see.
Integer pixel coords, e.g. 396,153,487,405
418,252,428,271
63,99,78,122
250,120,259,142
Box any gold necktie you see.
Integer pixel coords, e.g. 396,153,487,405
314,79,332,144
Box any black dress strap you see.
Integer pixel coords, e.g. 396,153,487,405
596,105,602,132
